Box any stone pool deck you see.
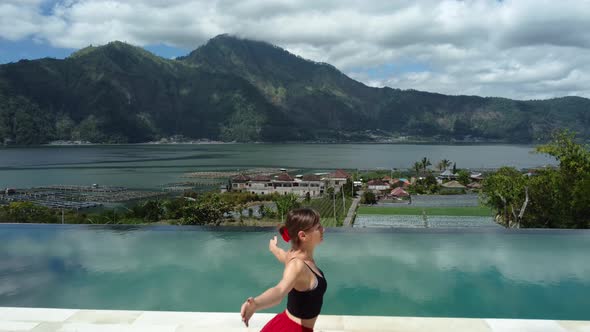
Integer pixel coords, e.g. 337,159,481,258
0,307,588,332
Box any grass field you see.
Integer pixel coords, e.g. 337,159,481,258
357,206,493,217
302,196,353,227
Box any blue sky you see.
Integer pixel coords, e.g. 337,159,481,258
0,38,74,64
0,37,427,79
0,38,189,64
1,0,589,100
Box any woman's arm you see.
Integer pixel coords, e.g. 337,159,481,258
269,236,287,264
240,258,304,327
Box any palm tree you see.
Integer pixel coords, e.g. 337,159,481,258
420,157,432,173
413,161,422,176
437,159,451,171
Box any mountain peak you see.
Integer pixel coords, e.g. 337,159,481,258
70,41,130,57
67,41,173,72
209,33,240,42
180,34,344,81
181,34,278,60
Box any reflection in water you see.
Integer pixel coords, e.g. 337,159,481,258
0,226,588,319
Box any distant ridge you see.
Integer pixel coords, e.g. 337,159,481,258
1,34,589,145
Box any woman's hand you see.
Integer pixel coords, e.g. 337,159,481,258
269,236,279,253
269,236,288,263
240,297,257,327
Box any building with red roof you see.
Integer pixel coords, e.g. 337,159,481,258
230,174,251,190
367,179,390,192
323,169,351,191
390,187,409,197
229,170,325,197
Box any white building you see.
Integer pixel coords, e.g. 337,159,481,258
323,169,351,191
231,172,325,197
367,179,390,192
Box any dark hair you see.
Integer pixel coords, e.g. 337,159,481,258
279,208,320,246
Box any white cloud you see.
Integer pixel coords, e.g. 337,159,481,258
1,0,590,99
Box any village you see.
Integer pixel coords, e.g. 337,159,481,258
0,162,491,227
223,167,485,201
2,157,547,229
211,164,495,228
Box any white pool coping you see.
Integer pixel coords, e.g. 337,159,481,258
0,307,588,332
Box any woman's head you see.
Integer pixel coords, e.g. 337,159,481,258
279,208,323,247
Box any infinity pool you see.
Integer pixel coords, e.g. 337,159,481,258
0,224,589,320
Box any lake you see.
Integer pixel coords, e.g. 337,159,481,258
0,144,556,189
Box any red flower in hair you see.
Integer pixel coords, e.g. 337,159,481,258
281,228,290,242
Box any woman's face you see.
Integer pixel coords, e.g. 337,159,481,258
307,222,324,245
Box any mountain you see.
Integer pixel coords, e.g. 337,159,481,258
1,34,589,145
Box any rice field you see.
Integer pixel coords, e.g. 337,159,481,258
377,194,482,207
302,196,353,227
355,194,497,228
353,214,499,228
357,206,493,216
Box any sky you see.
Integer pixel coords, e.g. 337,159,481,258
1,0,590,100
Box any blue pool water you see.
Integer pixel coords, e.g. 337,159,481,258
0,224,589,320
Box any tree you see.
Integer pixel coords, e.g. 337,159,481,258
181,193,232,225
413,161,422,177
570,173,590,227
74,115,104,142
342,178,357,197
55,114,75,140
259,204,277,219
236,202,246,222
420,157,432,173
480,167,529,228
481,131,590,229
258,204,266,218
410,172,439,195
162,198,188,220
536,130,590,178
0,202,57,223
8,97,55,145
534,130,590,228
525,168,562,228
142,200,164,222
457,170,470,186
274,194,300,222
362,191,377,205
437,159,452,171
326,186,335,197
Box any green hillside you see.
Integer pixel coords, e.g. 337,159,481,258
1,35,589,145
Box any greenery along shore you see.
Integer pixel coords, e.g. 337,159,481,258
2,34,590,146
0,189,353,228
1,130,588,228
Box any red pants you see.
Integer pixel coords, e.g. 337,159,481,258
260,311,314,332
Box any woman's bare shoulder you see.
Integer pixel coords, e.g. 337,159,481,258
284,250,298,263
285,256,305,267
285,256,309,276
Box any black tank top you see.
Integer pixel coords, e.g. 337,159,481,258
287,260,327,319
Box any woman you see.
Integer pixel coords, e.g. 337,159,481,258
240,208,327,331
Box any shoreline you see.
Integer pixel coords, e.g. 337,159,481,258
1,140,547,147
